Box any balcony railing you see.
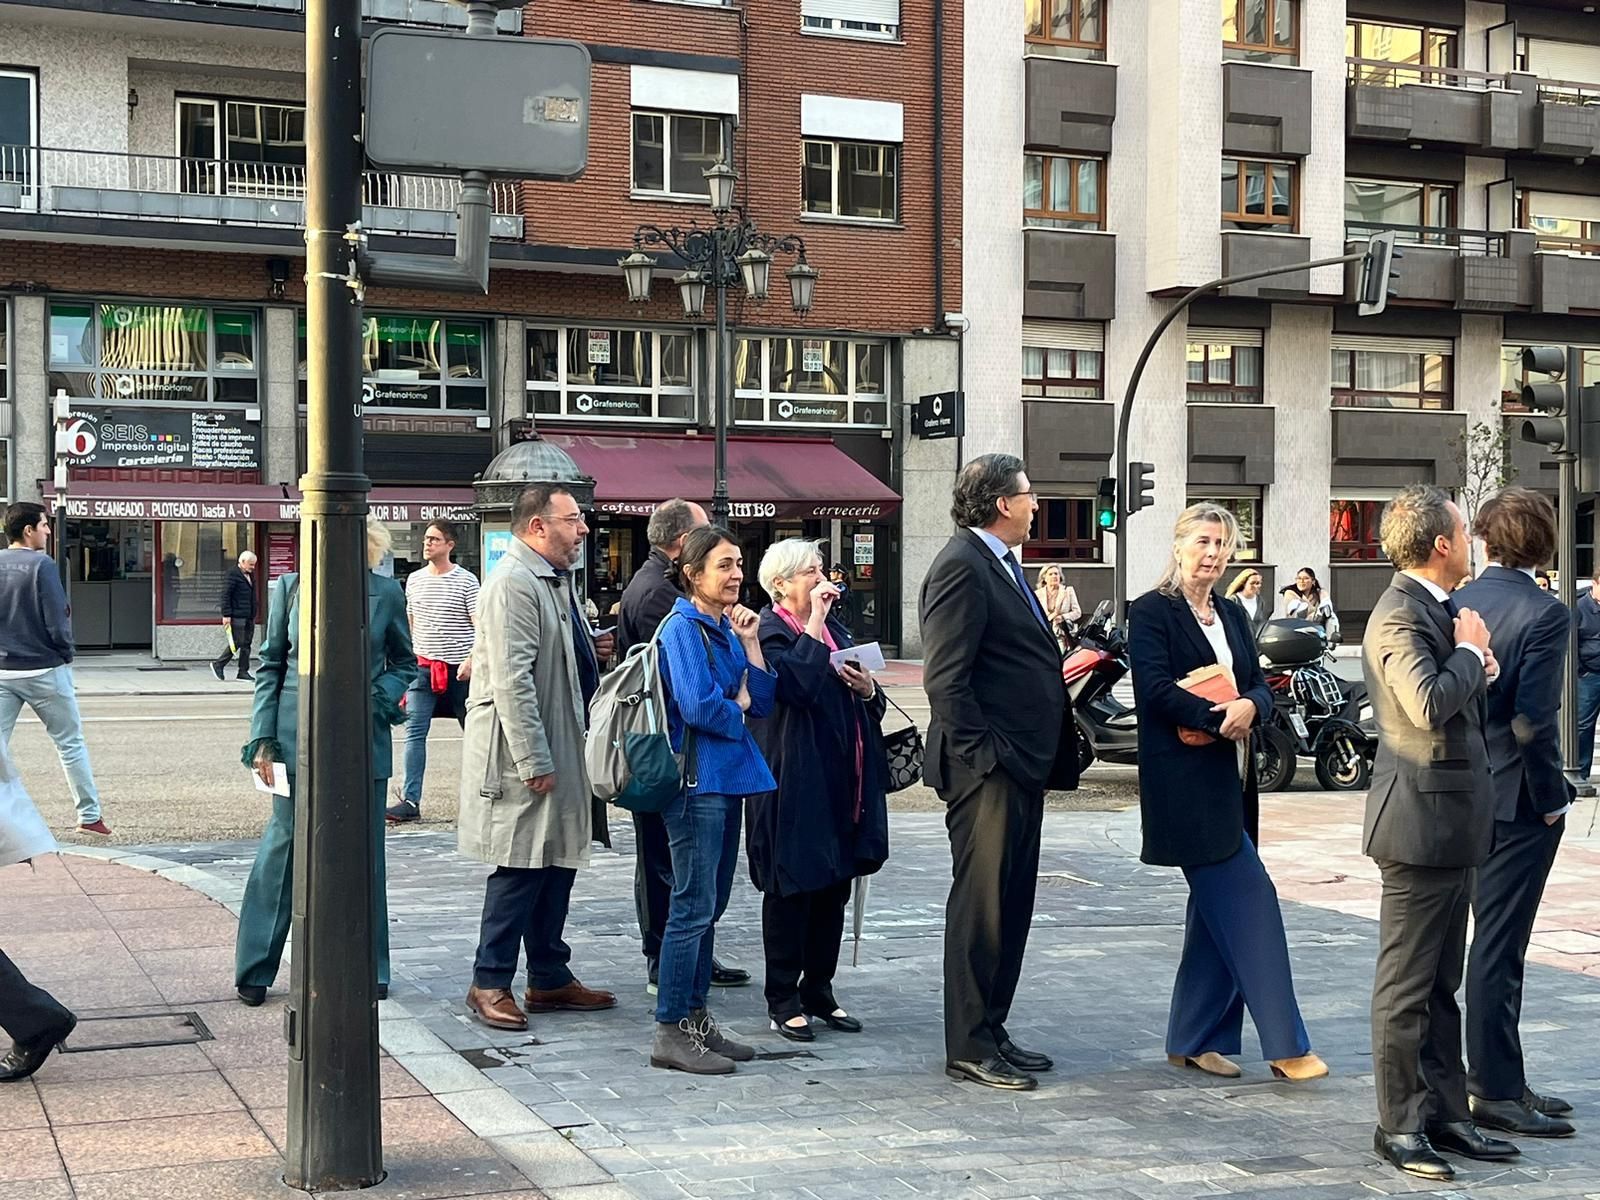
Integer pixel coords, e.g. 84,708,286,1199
0,145,522,239
1345,57,1509,91
142,0,523,30
1531,232,1600,257
1346,220,1506,257
1535,78,1600,107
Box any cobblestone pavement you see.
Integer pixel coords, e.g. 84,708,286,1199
112,795,1600,1200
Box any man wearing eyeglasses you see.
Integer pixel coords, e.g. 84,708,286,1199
387,520,478,824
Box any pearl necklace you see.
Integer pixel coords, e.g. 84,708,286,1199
1187,596,1217,626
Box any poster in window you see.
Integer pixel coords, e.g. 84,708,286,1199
587,330,612,365
801,339,825,373
61,406,261,470
267,530,298,582
853,534,874,566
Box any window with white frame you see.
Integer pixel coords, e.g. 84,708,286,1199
0,68,37,203
802,0,900,40
50,302,260,405
295,313,487,411
631,112,726,199
803,140,899,221
525,326,694,422
733,335,889,428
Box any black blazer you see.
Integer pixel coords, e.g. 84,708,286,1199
1228,592,1271,643
1361,573,1495,868
1128,588,1274,868
919,529,1078,797
1454,566,1575,823
616,548,680,657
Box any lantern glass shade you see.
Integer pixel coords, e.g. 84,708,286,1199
676,271,707,319
787,261,818,315
619,251,655,303
737,249,772,301
704,161,737,213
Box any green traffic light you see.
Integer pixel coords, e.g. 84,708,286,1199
1097,508,1116,530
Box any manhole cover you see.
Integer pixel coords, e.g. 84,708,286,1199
61,1011,214,1053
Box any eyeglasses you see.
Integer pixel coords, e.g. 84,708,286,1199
422,535,450,545
1004,490,1037,501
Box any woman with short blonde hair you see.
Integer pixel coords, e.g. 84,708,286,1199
1033,564,1081,648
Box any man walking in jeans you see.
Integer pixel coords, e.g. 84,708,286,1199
0,504,110,837
1575,570,1600,778
210,551,257,682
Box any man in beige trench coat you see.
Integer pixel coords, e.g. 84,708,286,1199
459,483,617,1031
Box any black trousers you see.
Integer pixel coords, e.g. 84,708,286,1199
1372,860,1474,1133
634,810,675,964
1467,812,1565,1101
213,618,254,676
0,949,74,1047
471,866,578,991
762,880,852,1020
942,768,1044,1063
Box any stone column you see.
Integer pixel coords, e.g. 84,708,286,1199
263,306,299,487
12,294,47,504
899,335,959,656
1264,304,1334,600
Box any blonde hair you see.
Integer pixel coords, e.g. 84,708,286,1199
1224,566,1261,598
1037,564,1063,588
758,537,824,604
1155,503,1240,596
366,515,392,569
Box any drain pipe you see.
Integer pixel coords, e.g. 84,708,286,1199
931,0,945,328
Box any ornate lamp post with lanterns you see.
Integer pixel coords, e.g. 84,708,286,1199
619,159,818,526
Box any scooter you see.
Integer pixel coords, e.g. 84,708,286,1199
1254,619,1376,792
1061,601,1139,773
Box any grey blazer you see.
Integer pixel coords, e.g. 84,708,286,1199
1360,572,1495,869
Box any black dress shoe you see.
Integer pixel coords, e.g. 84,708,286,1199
710,958,750,987
945,1056,1038,1091
376,984,388,1001
770,1017,815,1043
1469,1096,1576,1138
1426,1120,1520,1161
237,985,266,1007
1373,1129,1453,1181
997,1039,1053,1073
0,1015,76,1084
1525,1086,1575,1117
805,1008,863,1033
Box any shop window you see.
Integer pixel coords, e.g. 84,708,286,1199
1024,154,1104,231
1501,344,1600,415
1223,0,1297,64
734,335,890,427
1331,347,1452,410
1189,494,1263,561
297,313,487,411
48,303,260,404
803,140,899,222
1222,158,1297,232
1023,498,1101,564
632,112,725,198
1025,0,1105,56
1022,346,1103,399
1185,343,1262,403
525,326,694,422
1330,499,1387,562
158,521,254,623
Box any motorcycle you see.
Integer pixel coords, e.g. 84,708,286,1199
1254,618,1375,792
1061,601,1140,773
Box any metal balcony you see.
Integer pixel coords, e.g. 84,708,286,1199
141,0,523,31
0,146,524,240
1342,221,1522,311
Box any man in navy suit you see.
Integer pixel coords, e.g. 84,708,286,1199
1454,488,1577,1139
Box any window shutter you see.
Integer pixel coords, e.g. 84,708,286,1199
802,0,901,26
1331,334,1453,356
1186,326,1263,348
1021,320,1103,351
1526,38,1600,84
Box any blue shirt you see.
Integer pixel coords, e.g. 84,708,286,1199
0,547,74,670
658,597,777,797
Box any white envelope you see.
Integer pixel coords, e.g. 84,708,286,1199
252,762,291,798
829,641,887,674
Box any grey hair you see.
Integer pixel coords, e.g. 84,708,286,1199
646,498,703,551
1155,503,1241,596
951,453,1025,529
1380,484,1455,570
366,515,392,570
758,538,824,605
238,550,258,565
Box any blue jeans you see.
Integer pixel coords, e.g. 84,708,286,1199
1578,672,1600,778
0,666,100,824
400,668,465,805
655,791,741,1023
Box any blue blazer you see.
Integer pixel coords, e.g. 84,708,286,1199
1454,566,1574,822
1128,588,1274,868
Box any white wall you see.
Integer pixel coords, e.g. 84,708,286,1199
899,336,960,655
1264,304,1333,594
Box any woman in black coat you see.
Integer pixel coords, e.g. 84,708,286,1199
1128,503,1325,1083
749,539,890,1042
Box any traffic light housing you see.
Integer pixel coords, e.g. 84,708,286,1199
1519,345,1572,451
1126,461,1156,517
1357,230,1403,317
1095,476,1117,531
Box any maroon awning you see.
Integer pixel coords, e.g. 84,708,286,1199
42,481,477,524
545,432,901,522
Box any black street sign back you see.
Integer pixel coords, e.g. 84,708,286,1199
913,391,962,440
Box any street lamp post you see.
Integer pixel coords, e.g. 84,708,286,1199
619,161,817,527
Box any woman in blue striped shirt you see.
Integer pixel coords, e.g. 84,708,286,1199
650,526,777,1075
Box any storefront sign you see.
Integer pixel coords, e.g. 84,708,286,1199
594,499,895,521
586,330,611,365
571,392,648,418
912,391,963,440
57,496,478,523
772,398,849,424
63,407,261,471
362,381,438,407
266,530,298,582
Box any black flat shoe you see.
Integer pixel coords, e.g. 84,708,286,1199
377,985,388,1001
1469,1096,1576,1138
770,1017,815,1043
710,958,750,987
945,1056,1038,1091
237,985,266,1007
1525,1086,1575,1117
997,1039,1053,1073
806,1008,863,1033
1373,1129,1453,1181
0,1015,75,1084
1426,1121,1519,1161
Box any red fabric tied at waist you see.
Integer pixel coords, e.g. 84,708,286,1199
418,655,452,695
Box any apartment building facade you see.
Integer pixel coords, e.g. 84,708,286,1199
964,0,1600,638
0,0,962,658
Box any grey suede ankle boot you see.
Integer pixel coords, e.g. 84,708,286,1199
650,1018,735,1074
691,1007,755,1062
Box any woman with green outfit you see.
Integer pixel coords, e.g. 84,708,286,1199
234,517,417,1006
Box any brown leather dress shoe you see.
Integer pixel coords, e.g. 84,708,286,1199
466,986,527,1030
525,980,618,1012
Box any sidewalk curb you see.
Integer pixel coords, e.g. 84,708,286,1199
60,846,621,1200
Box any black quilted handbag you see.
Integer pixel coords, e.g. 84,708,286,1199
880,693,924,794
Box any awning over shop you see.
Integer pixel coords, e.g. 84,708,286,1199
42,482,477,524
545,432,901,522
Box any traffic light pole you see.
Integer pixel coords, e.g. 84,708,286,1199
1559,347,1596,797
1112,250,1365,627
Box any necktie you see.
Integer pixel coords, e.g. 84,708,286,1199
1443,595,1460,620
1003,554,1051,631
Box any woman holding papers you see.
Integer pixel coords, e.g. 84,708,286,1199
1127,504,1326,1083
749,539,889,1043
234,516,416,1006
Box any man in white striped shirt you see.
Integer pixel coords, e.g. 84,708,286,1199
388,520,479,824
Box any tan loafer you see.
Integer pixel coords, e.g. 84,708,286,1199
1269,1052,1329,1081
466,986,527,1031
1167,1052,1242,1078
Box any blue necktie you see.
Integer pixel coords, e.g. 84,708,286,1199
1003,554,1051,631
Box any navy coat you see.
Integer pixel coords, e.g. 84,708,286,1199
748,606,890,897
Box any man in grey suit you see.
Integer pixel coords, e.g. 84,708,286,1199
1363,485,1515,1182
1454,488,1577,1138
